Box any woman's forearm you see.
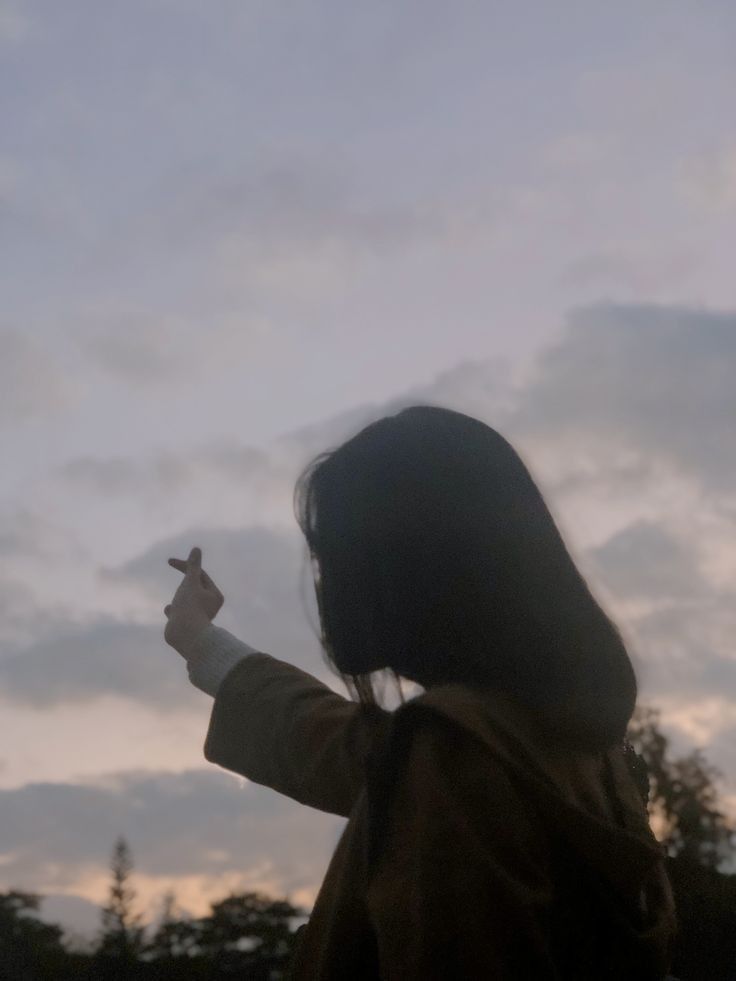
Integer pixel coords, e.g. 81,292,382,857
193,625,392,816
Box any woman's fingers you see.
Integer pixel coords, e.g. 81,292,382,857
168,548,202,575
169,555,205,583
169,549,203,577
164,546,224,637
168,554,221,593
200,569,224,597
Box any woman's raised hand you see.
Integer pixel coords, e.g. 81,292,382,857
164,546,225,656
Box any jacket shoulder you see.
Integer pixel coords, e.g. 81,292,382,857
362,694,540,869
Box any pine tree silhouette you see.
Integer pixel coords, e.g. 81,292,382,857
96,836,144,976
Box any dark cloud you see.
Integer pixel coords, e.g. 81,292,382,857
0,767,341,906
273,302,736,505
509,302,736,488
628,592,736,699
71,296,736,511
106,525,326,676
0,521,356,709
587,520,708,603
0,618,199,709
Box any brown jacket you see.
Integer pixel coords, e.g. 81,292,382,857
203,653,677,979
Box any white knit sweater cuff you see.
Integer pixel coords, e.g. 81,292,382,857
186,623,260,697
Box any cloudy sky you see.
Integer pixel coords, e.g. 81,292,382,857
2,0,736,939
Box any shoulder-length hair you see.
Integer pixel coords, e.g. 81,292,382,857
293,404,637,752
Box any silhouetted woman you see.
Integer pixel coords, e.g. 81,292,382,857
164,405,677,979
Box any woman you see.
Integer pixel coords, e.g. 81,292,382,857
164,405,677,979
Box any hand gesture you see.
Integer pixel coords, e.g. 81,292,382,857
164,546,224,656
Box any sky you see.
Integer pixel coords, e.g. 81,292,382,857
2,0,736,940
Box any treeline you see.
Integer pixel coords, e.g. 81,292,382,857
627,706,736,980
0,840,305,979
2,705,736,980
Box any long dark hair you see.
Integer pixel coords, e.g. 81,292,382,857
293,404,637,752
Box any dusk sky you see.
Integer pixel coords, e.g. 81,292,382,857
2,0,736,939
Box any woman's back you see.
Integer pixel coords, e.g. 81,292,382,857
359,684,676,980
198,641,676,979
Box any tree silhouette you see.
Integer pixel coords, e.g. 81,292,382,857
628,705,736,980
144,890,191,961
137,887,306,978
196,891,305,978
627,704,735,868
95,836,144,978
0,890,69,980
